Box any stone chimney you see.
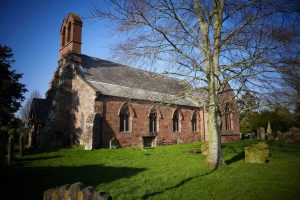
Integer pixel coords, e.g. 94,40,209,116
59,13,82,60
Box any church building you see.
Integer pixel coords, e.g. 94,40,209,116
29,13,240,150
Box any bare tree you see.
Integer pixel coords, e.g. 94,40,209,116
92,0,299,168
20,90,41,126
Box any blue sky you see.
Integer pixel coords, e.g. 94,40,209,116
0,0,117,112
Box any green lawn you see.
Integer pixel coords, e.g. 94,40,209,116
2,141,300,200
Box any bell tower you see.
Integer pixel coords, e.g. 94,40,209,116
59,13,82,60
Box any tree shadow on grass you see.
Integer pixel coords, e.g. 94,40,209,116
142,169,216,200
225,151,245,165
8,155,64,168
1,164,146,200
17,155,63,162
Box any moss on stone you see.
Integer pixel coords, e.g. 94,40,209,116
245,142,270,164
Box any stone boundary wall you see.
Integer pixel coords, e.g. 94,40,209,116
43,182,112,200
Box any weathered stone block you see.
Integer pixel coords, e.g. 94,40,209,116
257,127,266,141
43,188,58,200
245,142,270,164
81,186,95,199
57,184,70,200
68,182,83,199
43,182,112,200
283,127,300,143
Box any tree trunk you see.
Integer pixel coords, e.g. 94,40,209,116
207,101,223,168
205,0,224,169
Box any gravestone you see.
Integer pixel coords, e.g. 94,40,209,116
258,127,265,141
177,138,183,144
283,127,300,143
249,132,256,140
138,137,143,149
27,126,34,148
19,134,24,156
266,121,273,140
245,142,270,164
7,135,14,164
275,130,283,140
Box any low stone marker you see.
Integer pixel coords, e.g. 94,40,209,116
7,135,14,164
257,127,266,141
266,121,274,140
177,138,183,144
283,127,300,143
43,182,112,200
275,130,283,140
245,142,270,164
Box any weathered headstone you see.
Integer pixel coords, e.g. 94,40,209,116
275,130,283,140
177,138,183,144
19,134,24,156
266,121,273,140
258,127,265,141
137,137,143,149
81,186,96,199
68,182,83,200
245,142,270,164
249,132,256,140
7,135,14,164
27,126,34,148
283,127,300,143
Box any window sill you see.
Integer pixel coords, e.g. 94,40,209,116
120,131,131,134
149,132,158,136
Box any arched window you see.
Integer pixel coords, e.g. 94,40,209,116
225,102,232,130
149,108,157,132
120,107,130,132
192,112,197,132
61,27,66,46
173,109,180,132
67,22,71,42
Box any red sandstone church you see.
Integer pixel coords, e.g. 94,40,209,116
29,13,240,150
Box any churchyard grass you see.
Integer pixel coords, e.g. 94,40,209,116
2,140,300,199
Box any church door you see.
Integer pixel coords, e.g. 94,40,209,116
92,113,102,148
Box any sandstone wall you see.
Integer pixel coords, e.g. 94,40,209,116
72,74,96,150
102,97,205,148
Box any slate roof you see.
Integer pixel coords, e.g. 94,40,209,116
29,98,49,123
75,54,207,107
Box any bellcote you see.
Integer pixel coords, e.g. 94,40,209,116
59,13,82,60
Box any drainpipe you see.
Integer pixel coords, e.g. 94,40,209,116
109,137,115,149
